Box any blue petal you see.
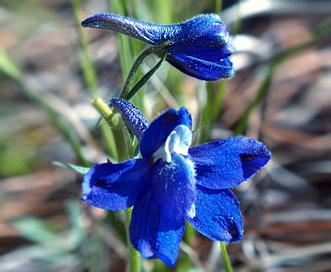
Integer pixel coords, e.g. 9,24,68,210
81,13,169,44
111,98,149,141
164,15,234,60
186,185,243,242
166,54,234,80
189,136,271,189
167,39,233,62
140,108,192,158
130,193,185,267
130,153,195,266
149,153,196,220
82,13,234,81
163,14,230,46
81,14,231,48
82,158,151,210
162,14,234,80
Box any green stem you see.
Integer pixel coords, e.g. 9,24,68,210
234,66,273,135
92,98,140,271
120,42,170,100
125,208,141,272
91,97,128,162
220,242,233,272
215,0,223,13
126,53,167,100
71,0,98,97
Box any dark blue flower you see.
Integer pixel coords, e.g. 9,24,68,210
82,13,234,81
111,97,148,141
82,100,271,266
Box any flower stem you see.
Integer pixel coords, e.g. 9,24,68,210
91,97,128,162
126,53,167,101
125,207,141,272
220,242,233,272
92,97,141,271
215,0,223,13
120,41,170,100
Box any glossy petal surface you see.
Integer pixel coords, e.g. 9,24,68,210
82,158,150,210
166,55,233,80
150,153,195,220
81,13,169,44
189,136,271,189
140,108,192,158
163,14,234,80
130,153,195,266
82,13,234,81
186,185,243,242
130,193,185,267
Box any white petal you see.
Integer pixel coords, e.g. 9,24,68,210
152,125,192,163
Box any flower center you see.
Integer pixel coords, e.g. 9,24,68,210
152,125,192,163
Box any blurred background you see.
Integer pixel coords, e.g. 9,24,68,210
0,0,331,271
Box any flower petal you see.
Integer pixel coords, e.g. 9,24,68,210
140,108,192,158
167,33,233,61
189,136,271,189
153,125,192,162
163,15,234,80
82,158,151,210
130,192,185,267
163,14,231,49
166,54,233,80
130,153,195,266
81,13,168,44
150,153,196,220
186,185,243,242
82,13,234,81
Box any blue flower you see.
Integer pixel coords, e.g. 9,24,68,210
82,100,271,266
82,13,234,81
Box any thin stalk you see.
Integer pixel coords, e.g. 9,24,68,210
125,208,141,272
71,0,98,97
220,242,233,272
212,80,227,121
232,0,243,37
215,0,223,13
199,83,214,143
100,122,117,159
91,97,129,162
93,99,139,272
126,53,167,100
234,66,273,135
107,3,143,271
72,0,120,162
120,42,170,100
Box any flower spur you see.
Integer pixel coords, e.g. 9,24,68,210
82,13,234,81
82,99,270,266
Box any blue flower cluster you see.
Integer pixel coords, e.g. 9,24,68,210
82,99,270,266
82,13,234,80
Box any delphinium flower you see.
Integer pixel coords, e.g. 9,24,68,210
82,13,234,81
82,98,271,266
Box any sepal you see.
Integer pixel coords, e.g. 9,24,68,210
111,98,149,141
